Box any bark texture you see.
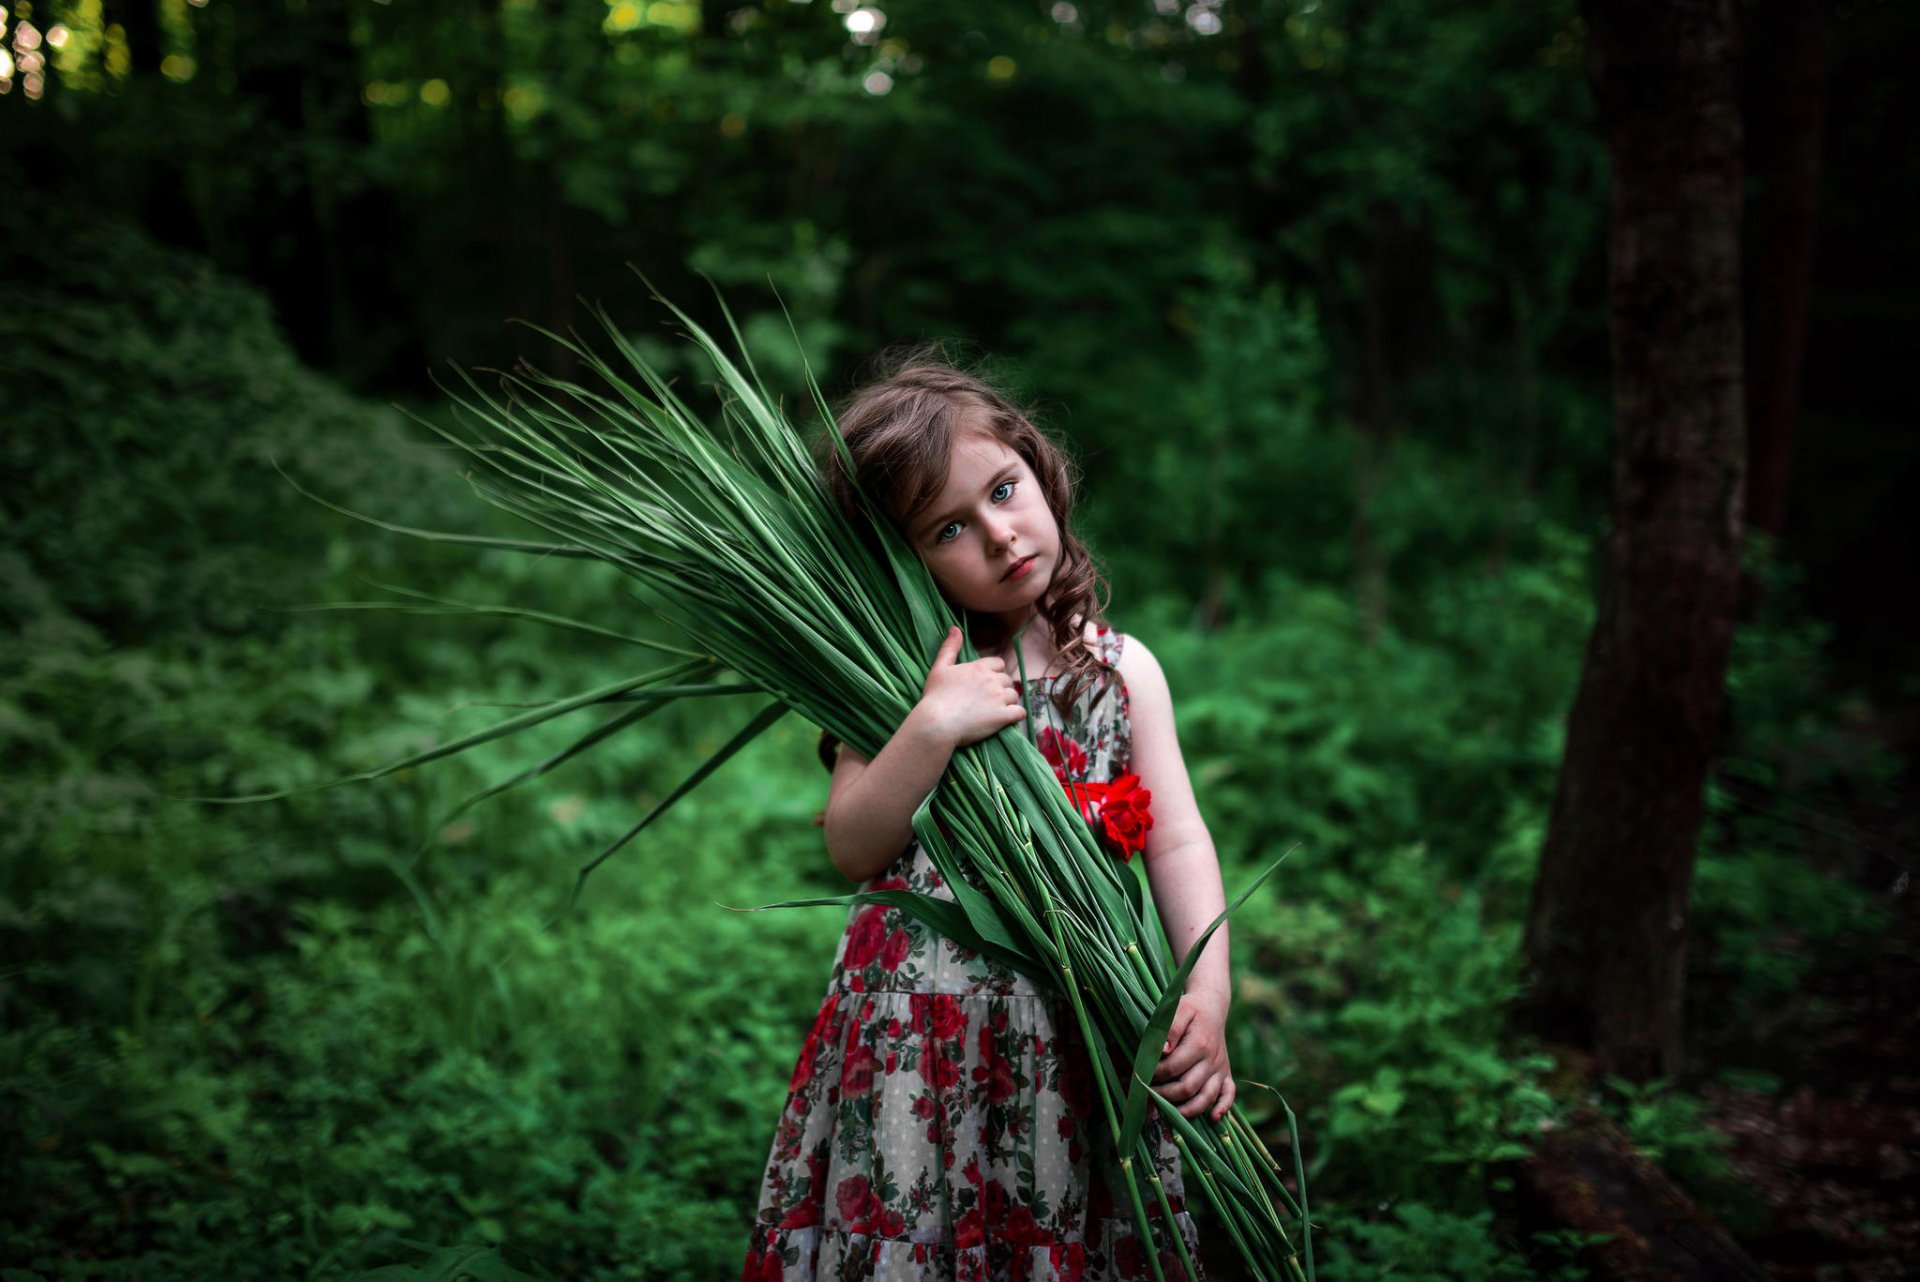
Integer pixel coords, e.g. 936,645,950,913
1519,0,1748,1082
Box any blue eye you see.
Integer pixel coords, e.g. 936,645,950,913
930,478,1016,547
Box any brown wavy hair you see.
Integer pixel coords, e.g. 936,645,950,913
816,343,1113,732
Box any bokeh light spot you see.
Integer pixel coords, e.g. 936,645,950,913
986,54,1016,80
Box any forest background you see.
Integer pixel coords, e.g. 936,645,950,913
2,0,1915,1279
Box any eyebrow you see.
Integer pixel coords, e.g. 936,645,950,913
913,469,1017,541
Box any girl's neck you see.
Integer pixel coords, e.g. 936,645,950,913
978,607,1064,679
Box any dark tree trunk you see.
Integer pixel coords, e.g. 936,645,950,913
1518,0,1748,1083
1742,0,1828,539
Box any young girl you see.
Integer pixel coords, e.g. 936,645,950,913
741,354,1236,1282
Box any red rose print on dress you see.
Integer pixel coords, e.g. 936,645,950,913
918,1044,961,1089
1037,727,1089,782
930,994,967,1041
740,629,1193,1280
841,1042,879,1095
843,905,889,969
881,927,911,971
834,1174,869,1224
741,1239,785,1282
973,1023,1017,1103
786,993,838,1094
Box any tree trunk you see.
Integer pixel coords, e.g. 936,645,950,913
1518,0,1748,1083
1742,0,1828,539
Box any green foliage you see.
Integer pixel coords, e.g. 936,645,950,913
1320,1202,1599,1282
1594,1077,1734,1193
1690,539,1898,1016
1,34,1901,1264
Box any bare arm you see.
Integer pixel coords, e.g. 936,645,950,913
823,627,1027,884
823,708,958,883
1119,633,1238,1121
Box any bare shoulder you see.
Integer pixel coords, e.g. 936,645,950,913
1110,627,1171,697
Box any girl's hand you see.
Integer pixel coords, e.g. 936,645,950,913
915,626,1026,748
1151,990,1236,1122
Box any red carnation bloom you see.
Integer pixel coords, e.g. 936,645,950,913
1060,774,1154,862
1097,773,1154,859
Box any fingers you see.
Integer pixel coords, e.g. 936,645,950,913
1152,1035,1210,1084
1163,1003,1196,1055
1179,1074,1226,1120
1209,1076,1237,1122
932,626,963,668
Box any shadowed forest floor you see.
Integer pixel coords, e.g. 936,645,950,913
1697,865,1918,1282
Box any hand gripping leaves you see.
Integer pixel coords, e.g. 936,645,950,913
245,286,1315,1280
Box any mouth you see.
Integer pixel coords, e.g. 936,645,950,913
1001,554,1038,583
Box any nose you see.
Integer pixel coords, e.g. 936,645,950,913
984,513,1018,550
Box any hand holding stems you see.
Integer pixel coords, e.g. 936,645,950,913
1153,988,1237,1122
916,625,1026,748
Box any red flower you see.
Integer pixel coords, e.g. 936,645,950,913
1061,774,1153,862
787,994,839,1094
834,1175,871,1225
1098,773,1154,858
741,1240,785,1282
911,1094,938,1119
841,1043,879,1095
930,994,967,1041
1007,1204,1049,1244
881,927,911,971
844,905,889,969
1037,727,1088,782
918,1045,960,1089
973,1024,1017,1103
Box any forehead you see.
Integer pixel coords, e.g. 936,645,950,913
938,431,1020,491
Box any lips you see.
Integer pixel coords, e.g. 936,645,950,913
1002,555,1038,583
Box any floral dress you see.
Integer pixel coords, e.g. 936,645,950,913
741,628,1203,1282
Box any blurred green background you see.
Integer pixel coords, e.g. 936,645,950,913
2,1,1914,1278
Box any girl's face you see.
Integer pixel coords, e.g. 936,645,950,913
906,429,1060,623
